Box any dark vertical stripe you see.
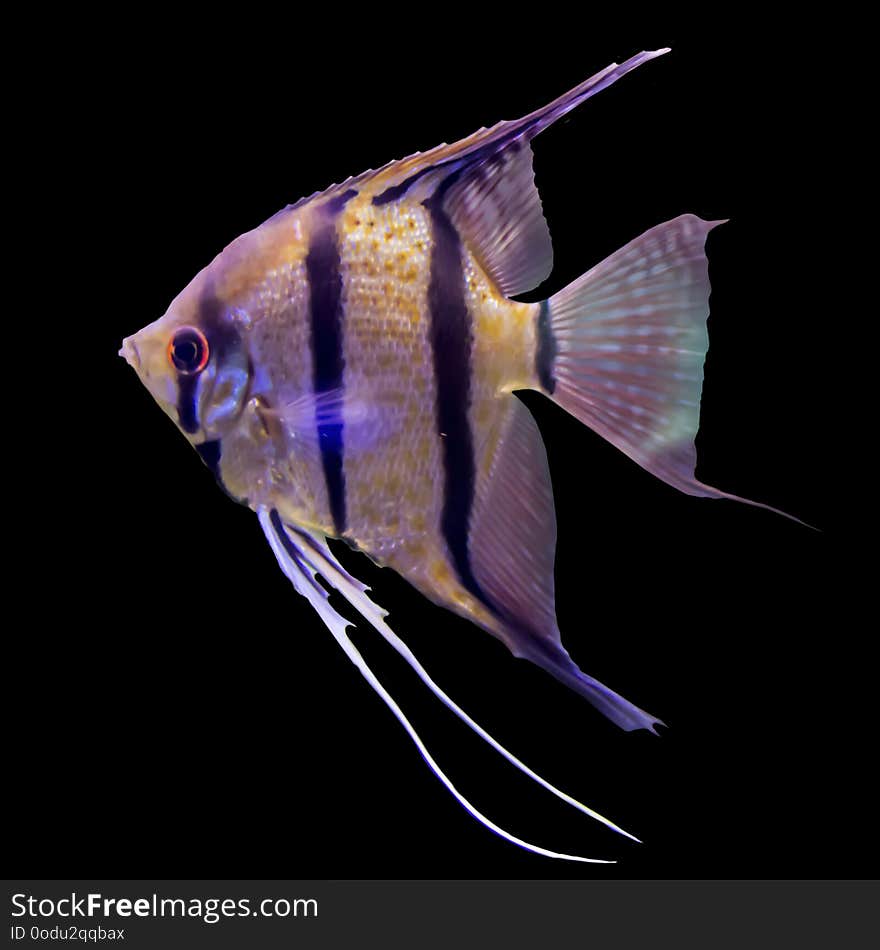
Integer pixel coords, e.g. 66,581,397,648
194,437,243,504
424,195,497,615
177,374,200,433
195,439,222,475
306,194,356,535
175,282,246,435
535,299,557,394
372,129,523,206
325,188,358,214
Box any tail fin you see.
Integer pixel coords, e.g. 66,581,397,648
538,214,798,520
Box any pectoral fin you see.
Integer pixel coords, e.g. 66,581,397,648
264,387,397,454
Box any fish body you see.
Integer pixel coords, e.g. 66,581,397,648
142,188,538,633
121,49,793,862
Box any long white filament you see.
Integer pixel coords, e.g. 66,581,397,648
287,522,638,843
259,508,624,862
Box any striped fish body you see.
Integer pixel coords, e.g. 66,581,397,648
303,190,539,635
122,50,799,862
121,48,756,731
178,186,542,644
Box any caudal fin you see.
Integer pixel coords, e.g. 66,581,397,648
538,214,799,521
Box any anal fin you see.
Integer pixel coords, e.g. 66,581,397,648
468,399,662,732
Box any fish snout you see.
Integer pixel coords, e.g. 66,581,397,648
119,336,141,371
119,328,179,415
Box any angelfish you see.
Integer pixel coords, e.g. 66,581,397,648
121,49,790,862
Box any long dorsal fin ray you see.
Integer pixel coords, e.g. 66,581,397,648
362,49,670,201
280,50,670,240
258,508,638,858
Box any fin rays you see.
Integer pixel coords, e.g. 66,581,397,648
259,508,637,862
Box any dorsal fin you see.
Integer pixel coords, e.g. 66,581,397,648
276,50,670,272
363,50,668,295
443,141,552,296
362,49,669,203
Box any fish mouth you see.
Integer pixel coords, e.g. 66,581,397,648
119,336,141,371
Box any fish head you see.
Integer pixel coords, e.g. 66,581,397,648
120,272,252,446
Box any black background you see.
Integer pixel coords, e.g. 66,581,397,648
12,13,856,880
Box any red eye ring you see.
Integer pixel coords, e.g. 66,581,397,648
168,326,209,375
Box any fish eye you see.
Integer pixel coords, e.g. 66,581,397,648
168,326,209,374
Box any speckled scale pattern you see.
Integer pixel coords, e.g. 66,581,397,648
216,210,334,529
336,196,448,582
334,193,539,620
205,191,540,584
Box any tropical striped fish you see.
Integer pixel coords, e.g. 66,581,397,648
120,48,790,862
